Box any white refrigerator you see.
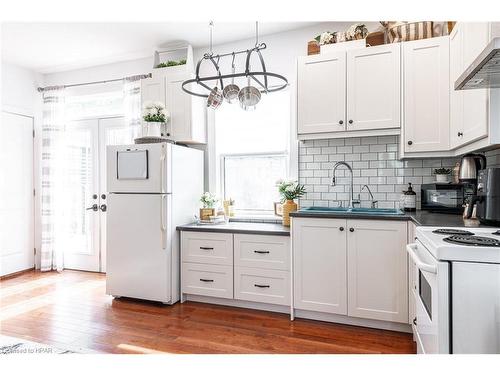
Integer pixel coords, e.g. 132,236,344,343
106,143,203,304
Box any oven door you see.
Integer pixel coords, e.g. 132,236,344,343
407,241,450,354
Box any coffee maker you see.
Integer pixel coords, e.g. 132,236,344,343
465,168,500,226
458,153,486,201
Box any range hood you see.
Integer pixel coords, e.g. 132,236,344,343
455,37,500,90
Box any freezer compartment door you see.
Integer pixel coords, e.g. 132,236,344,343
106,193,171,303
106,143,171,193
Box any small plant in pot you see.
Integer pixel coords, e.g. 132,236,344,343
199,192,218,220
142,101,169,137
276,179,306,226
434,168,452,183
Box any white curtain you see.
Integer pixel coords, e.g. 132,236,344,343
40,86,66,272
123,76,142,139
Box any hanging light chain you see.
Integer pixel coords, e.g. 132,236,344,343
255,21,259,47
209,21,214,55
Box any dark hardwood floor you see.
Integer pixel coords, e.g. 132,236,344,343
0,270,416,354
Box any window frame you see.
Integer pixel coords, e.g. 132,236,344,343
219,151,288,215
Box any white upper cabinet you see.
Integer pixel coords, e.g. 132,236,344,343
403,36,450,153
292,217,347,315
297,52,346,135
141,67,206,144
166,71,206,144
347,43,401,132
450,23,489,149
347,220,408,323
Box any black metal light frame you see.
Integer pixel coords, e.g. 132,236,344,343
181,43,288,98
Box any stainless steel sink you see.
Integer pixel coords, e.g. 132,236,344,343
299,206,404,215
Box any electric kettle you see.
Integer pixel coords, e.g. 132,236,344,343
458,153,486,183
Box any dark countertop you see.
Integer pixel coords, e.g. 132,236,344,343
290,209,495,228
177,211,495,236
177,222,290,236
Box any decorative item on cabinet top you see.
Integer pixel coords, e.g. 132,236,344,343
181,22,288,111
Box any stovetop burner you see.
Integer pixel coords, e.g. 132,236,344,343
433,229,475,236
443,235,500,247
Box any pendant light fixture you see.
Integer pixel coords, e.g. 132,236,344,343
182,22,288,110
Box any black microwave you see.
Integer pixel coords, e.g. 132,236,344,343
421,183,475,213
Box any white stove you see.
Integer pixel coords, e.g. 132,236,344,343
416,226,500,263
407,226,500,354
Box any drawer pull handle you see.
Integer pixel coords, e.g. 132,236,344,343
254,250,270,254
199,247,214,250
200,278,214,283
254,284,270,288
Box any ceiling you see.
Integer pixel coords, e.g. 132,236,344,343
1,22,317,74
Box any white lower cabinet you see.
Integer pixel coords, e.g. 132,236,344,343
293,218,348,314
292,217,409,325
182,263,233,299
347,220,408,323
234,266,290,306
181,231,291,307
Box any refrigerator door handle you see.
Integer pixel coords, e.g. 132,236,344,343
161,195,167,249
160,151,166,194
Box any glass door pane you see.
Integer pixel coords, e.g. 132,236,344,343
62,119,100,272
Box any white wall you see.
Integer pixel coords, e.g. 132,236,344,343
1,62,43,115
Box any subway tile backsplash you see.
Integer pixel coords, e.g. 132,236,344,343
298,136,459,209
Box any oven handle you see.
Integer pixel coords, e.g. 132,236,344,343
406,243,437,274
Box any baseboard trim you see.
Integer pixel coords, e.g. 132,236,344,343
183,294,290,315
293,309,412,333
0,267,35,280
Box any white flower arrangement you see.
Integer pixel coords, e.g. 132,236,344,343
200,192,218,208
316,31,336,45
142,101,169,123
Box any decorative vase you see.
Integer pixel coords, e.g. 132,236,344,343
282,199,298,227
143,121,163,137
199,208,215,221
435,174,449,183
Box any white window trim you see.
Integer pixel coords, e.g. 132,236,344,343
219,151,288,215
206,83,299,208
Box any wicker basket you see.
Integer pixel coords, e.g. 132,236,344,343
388,21,433,43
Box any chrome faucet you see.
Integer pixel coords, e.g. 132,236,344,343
331,161,360,208
361,184,378,208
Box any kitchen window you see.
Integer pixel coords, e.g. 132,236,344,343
214,89,291,215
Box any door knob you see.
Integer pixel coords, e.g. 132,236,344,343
413,317,417,326
349,228,354,232
101,194,106,199
100,204,107,212
339,227,344,231
458,132,463,137
86,203,99,212
339,120,344,125
407,140,413,145
348,119,353,124
92,194,98,199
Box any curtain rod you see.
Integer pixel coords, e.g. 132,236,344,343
37,73,152,92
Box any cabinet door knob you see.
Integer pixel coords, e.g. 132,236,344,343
339,120,343,125
458,132,463,137
339,227,344,231
413,317,417,326
349,228,354,232
348,119,353,124
407,140,413,145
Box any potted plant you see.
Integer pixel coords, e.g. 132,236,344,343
276,180,306,226
142,101,169,137
200,192,218,220
434,168,452,183
223,198,235,217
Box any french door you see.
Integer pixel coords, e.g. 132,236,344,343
0,111,34,276
63,116,132,272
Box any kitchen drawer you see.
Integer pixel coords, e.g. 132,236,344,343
234,234,290,271
182,263,233,299
181,231,233,265
234,266,290,306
